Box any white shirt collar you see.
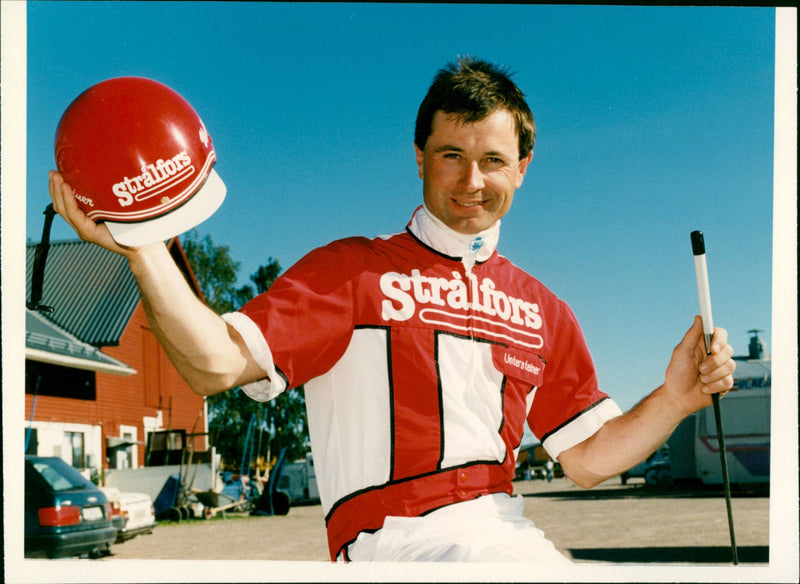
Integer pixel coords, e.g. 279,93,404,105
407,205,499,270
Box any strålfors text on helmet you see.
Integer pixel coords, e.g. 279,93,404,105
111,150,194,207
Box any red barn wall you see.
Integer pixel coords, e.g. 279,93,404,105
25,301,207,468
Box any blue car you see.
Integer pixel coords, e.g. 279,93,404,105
620,446,672,487
25,456,118,559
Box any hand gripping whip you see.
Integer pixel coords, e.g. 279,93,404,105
691,230,738,565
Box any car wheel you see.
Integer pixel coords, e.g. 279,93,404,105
656,468,673,487
272,491,290,516
88,544,110,559
164,507,182,522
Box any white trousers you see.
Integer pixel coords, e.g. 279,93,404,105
343,493,571,563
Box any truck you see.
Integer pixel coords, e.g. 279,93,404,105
275,453,320,505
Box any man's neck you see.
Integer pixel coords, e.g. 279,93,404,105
407,205,499,271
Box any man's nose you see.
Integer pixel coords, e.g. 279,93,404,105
459,161,485,192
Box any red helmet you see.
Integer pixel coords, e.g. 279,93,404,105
55,77,226,246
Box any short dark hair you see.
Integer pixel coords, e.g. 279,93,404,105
414,56,536,160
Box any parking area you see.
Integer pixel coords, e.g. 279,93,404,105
100,477,769,565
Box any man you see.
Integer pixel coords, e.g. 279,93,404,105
48,57,735,562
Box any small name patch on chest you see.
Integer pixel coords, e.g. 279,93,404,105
491,345,545,386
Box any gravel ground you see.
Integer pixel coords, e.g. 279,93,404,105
16,477,786,583
99,477,771,566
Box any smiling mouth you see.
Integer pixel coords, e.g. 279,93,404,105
452,199,485,209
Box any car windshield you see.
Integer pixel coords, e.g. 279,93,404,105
33,460,88,491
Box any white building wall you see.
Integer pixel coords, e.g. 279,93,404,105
26,421,104,478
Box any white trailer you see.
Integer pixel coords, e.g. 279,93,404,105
667,340,770,486
276,453,319,505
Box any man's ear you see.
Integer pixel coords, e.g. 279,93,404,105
414,143,425,179
515,151,534,188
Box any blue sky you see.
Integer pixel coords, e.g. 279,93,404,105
22,2,776,414
5,3,798,580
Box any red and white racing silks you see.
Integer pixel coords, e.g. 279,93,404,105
222,205,622,560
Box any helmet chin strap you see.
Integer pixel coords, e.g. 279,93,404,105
27,204,57,313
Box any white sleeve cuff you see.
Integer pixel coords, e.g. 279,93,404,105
542,398,623,460
221,311,287,402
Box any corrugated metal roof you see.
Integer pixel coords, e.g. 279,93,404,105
26,239,141,346
26,309,135,375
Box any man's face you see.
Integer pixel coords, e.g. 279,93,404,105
415,108,533,235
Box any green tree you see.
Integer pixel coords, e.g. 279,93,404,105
180,230,309,472
180,230,250,314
